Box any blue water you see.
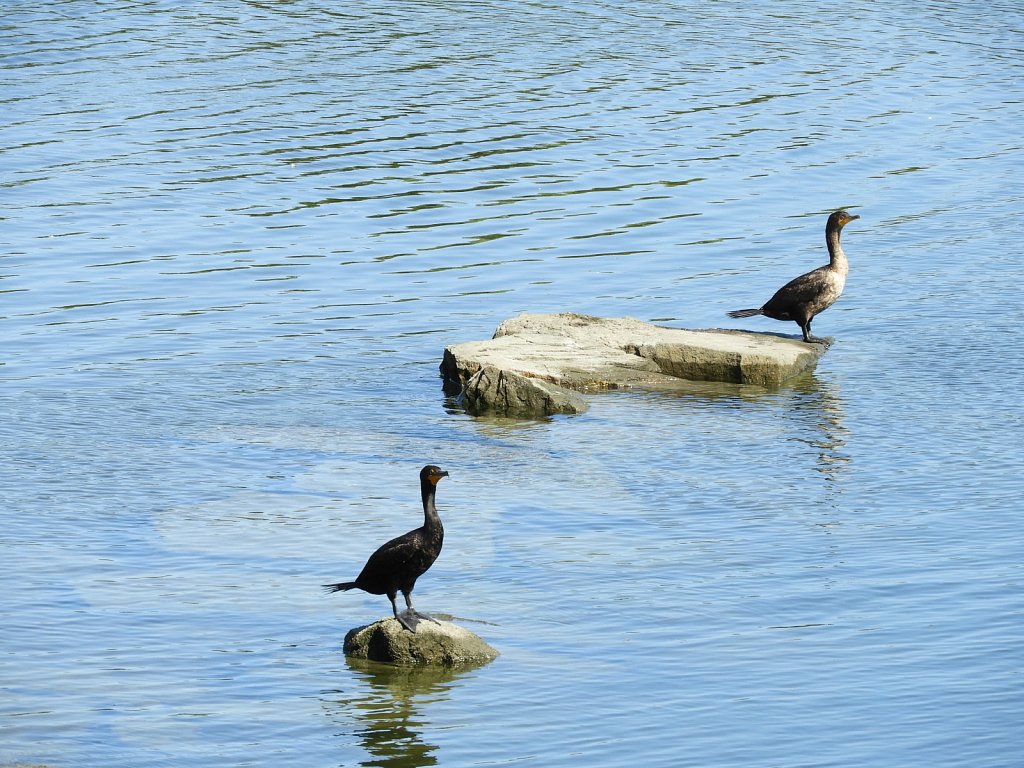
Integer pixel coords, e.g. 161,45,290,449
2,2,1023,766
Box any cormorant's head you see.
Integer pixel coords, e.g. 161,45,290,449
829,209,860,230
421,465,449,486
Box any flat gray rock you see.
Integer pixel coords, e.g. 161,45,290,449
441,312,825,417
344,618,499,666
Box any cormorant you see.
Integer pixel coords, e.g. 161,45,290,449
727,210,860,344
323,464,449,632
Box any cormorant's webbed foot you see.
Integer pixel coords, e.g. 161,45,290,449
800,321,831,346
396,609,440,632
801,329,830,346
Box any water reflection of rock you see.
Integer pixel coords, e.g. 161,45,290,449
324,657,484,768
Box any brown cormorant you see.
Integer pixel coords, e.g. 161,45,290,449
323,464,449,632
727,209,859,344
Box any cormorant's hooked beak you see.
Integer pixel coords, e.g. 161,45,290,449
849,214,860,220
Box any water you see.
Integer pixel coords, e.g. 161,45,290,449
2,1,1022,766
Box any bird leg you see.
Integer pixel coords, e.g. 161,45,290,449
387,593,418,632
800,319,829,346
396,591,440,632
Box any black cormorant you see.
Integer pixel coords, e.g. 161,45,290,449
323,464,449,632
728,209,859,344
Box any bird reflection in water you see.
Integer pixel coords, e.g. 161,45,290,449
323,656,485,768
786,371,849,488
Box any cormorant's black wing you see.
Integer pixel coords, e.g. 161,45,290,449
762,267,829,316
355,529,426,588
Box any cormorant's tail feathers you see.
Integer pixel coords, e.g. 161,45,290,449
322,581,358,593
727,308,763,319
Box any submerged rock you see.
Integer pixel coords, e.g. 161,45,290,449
343,618,499,666
441,312,825,417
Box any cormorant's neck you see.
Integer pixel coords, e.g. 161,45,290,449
420,478,442,530
826,226,849,274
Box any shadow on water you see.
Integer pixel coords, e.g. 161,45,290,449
323,657,486,768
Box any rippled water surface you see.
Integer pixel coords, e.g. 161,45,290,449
3,2,1023,766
